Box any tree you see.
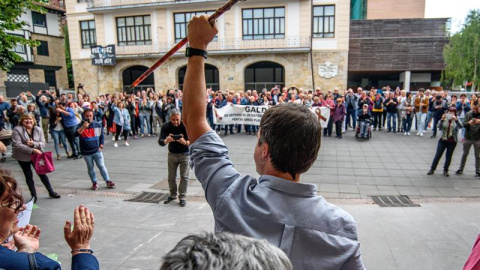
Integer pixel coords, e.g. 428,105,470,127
443,10,480,91
0,0,47,72
64,24,74,88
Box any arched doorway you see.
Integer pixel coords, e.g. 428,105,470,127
178,64,219,91
245,61,284,91
122,65,154,94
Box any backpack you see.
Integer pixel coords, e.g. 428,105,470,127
374,98,382,109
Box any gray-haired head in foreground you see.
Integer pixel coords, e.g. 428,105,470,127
170,109,181,116
159,232,292,270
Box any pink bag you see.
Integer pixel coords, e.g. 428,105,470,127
464,234,480,270
31,151,55,175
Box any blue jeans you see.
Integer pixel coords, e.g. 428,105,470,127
425,111,433,130
359,121,370,137
416,112,426,134
346,108,356,130
83,152,110,183
51,129,69,156
387,112,397,132
139,114,152,135
403,114,413,132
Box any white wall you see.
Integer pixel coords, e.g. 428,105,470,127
287,1,300,36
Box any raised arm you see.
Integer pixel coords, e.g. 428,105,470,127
183,15,218,143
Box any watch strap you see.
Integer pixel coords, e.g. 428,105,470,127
185,47,208,59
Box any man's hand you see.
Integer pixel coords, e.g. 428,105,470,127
165,134,174,144
64,205,94,252
187,15,218,51
14,224,41,253
177,135,188,145
82,121,90,128
99,144,104,151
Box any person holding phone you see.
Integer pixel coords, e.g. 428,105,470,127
158,109,190,207
76,109,115,190
427,107,462,177
456,100,480,177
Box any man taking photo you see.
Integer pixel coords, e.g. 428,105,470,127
158,109,190,207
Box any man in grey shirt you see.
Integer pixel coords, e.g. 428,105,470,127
182,15,365,270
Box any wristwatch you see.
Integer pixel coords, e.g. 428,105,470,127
185,47,208,59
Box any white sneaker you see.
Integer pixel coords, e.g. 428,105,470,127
420,133,424,137
407,132,411,136
112,136,115,141
125,141,129,146
404,132,407,136
416,133,420,136
114,142,118,147
147,134,151,137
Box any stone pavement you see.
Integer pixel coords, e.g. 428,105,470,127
1,127,480,269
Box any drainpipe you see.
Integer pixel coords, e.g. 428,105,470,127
309,0,315,89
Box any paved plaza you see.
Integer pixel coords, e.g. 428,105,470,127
2,128,480,270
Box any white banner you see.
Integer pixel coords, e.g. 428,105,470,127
214,105,269,125
213,105,331,127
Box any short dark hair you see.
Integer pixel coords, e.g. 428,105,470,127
473,101,479,107
83,108,93,115
259,104,321,179
160,232,292,270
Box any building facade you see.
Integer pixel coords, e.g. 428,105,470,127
0,0,69,98
348,0,448,91
66,0,351,95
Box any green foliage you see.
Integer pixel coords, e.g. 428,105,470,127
0,0,47,71
64,24,74,88
443,10,480,90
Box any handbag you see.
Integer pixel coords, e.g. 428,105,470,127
108,122,117,134
31,151,55,175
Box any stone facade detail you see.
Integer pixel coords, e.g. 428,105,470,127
73,50,349,96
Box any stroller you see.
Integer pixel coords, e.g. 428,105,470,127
0,130,12,163
355,116,372,140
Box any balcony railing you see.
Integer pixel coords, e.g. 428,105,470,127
114,36,311,57
88,0,217,9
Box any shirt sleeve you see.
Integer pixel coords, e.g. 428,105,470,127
72,253,99,270
189,130,242,210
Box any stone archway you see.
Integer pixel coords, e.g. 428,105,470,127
244,61,285,91
177,64,220,91
121,65,154,94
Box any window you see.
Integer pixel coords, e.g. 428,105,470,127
37,40,49,56
242,7,285,40
116,15,151,46
313,5,335,38
80,20,97,48
10,35,26,54
44,70,57,88
174,11,215,42
32,11,46,27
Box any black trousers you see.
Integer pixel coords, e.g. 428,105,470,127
64,125,79,156
115,124,129,141
335,121,343,138
324,117,334,136
430,140,457,171
18,160,54,197
372,112,382,128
